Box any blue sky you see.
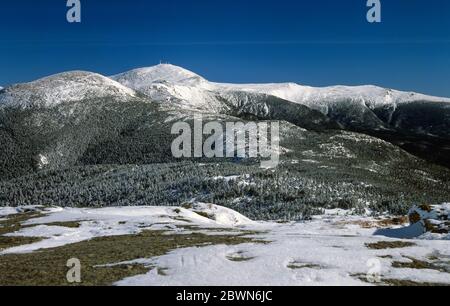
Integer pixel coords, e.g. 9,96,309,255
0,0,449,96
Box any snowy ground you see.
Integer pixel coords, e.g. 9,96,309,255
0,204,449,286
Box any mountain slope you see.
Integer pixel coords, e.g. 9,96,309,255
1,66,450,218
0,71,137,109
112,64,450,166
112,64,450,109
112,64,450,132
217,82,450,110
111,65,338,131
112,65,207,88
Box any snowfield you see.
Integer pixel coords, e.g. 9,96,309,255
111,64,450,113
1,204,449,286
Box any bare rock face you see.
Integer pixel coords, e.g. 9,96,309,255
408,204,450,234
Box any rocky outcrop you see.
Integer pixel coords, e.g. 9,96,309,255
408,204,450,235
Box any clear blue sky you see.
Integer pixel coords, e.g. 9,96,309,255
1,0,449,96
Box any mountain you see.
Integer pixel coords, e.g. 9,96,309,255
112,64,450,131
0,71,137,109
112,64,450,167
1,66,450,219
112,65,338,131
112,65,207,88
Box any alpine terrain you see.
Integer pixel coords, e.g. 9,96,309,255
1,64,450,286
1,64,450,219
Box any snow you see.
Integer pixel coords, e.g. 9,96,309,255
410,204,450,221
2,63,449,115
112,64,207,88
114,211,450,286
111,64,224,110
212,175,241,182
404,204,450,240
111,64,450,114
0,206,45,217
1,204,253,254
187,202,254,226
37,154,49,169
3,63,449,117
0,71,137,108
0,207,21,217
215,83,450,112
1,204,449,286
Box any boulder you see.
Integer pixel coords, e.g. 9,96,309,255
408,204,450,235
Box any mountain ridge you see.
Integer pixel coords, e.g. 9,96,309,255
109,64,450,149
2,64,450,169
111,64,450,108
1,64,450,216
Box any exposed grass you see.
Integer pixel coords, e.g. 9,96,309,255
392,256,450,273
227,256,255,262
0,212,43,236
170,216,193,223
176,225,267,236
181,203,193,210
353,274,449,286
365,241,416,250
339,216,409,229
0,212,46,251
378,255,394,259
193,211,215,220
382,279,450,287
287,261,321,270
156,267,169,276
0,236,43,252
0,230,258,286
42,221,83,228
226,251,255,262
354,253,450,286
0,212,85,251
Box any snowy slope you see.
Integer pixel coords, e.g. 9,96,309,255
111,65,221,110
112,64,450,114
112,65,209,88
111,64,338,130
2,64,449,112
0,71,137,108
215,83,450,112
111,64,450,140
2,205,449,286
1,203,254,254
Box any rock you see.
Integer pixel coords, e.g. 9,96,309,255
408,204,450,235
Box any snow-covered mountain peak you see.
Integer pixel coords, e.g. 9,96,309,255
111,64,218,109
112,64,450,111
111,64,206,89
0,71,137,108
